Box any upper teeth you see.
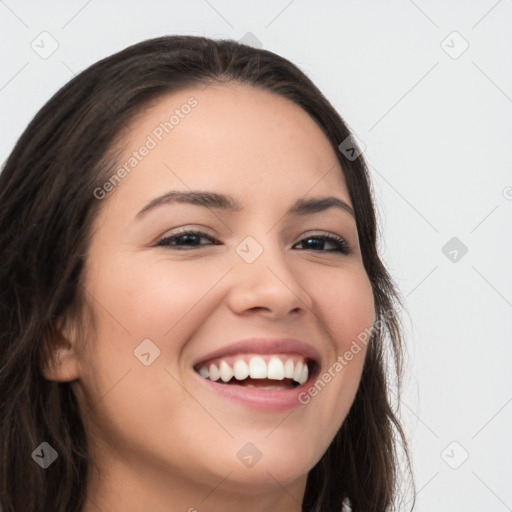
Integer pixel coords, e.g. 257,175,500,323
198,355,309,386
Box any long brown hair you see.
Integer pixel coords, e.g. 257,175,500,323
0,35,414,511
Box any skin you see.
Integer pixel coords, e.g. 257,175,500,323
44,82,375,512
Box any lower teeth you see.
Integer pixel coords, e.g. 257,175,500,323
226,377,295,389
244,384,289,390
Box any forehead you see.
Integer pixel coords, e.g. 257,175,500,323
104,82,349,211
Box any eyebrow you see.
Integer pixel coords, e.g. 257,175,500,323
135,190,354,219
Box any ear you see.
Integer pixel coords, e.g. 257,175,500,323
41,317,82,382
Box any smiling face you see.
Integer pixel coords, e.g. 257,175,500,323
49,82,375,510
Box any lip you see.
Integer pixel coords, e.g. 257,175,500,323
195,374,315,411
192,337,322,367
192,337,321,411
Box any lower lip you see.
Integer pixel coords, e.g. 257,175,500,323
195,373,312,411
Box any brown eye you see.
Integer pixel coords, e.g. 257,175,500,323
293,234,350,254
157,230,219,250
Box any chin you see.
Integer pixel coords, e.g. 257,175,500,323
198,433,325,492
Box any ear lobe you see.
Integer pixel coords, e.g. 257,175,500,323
41,320,81,382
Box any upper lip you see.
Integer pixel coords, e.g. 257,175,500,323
193,337,322,368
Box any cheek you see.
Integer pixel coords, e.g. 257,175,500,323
295,264,374,434
75,253,223,410
307,263,375,351
73,256,227,469
87,253,227,340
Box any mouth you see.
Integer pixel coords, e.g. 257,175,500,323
191,337,321,410
194,354,317,390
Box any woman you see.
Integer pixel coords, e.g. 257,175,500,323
0,35,413,512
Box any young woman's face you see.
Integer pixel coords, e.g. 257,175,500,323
62,83,375,507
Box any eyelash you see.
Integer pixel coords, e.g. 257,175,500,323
156,229,350,255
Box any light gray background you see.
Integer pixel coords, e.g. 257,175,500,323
1,1,511,510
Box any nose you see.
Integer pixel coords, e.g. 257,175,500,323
226,239,314,320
